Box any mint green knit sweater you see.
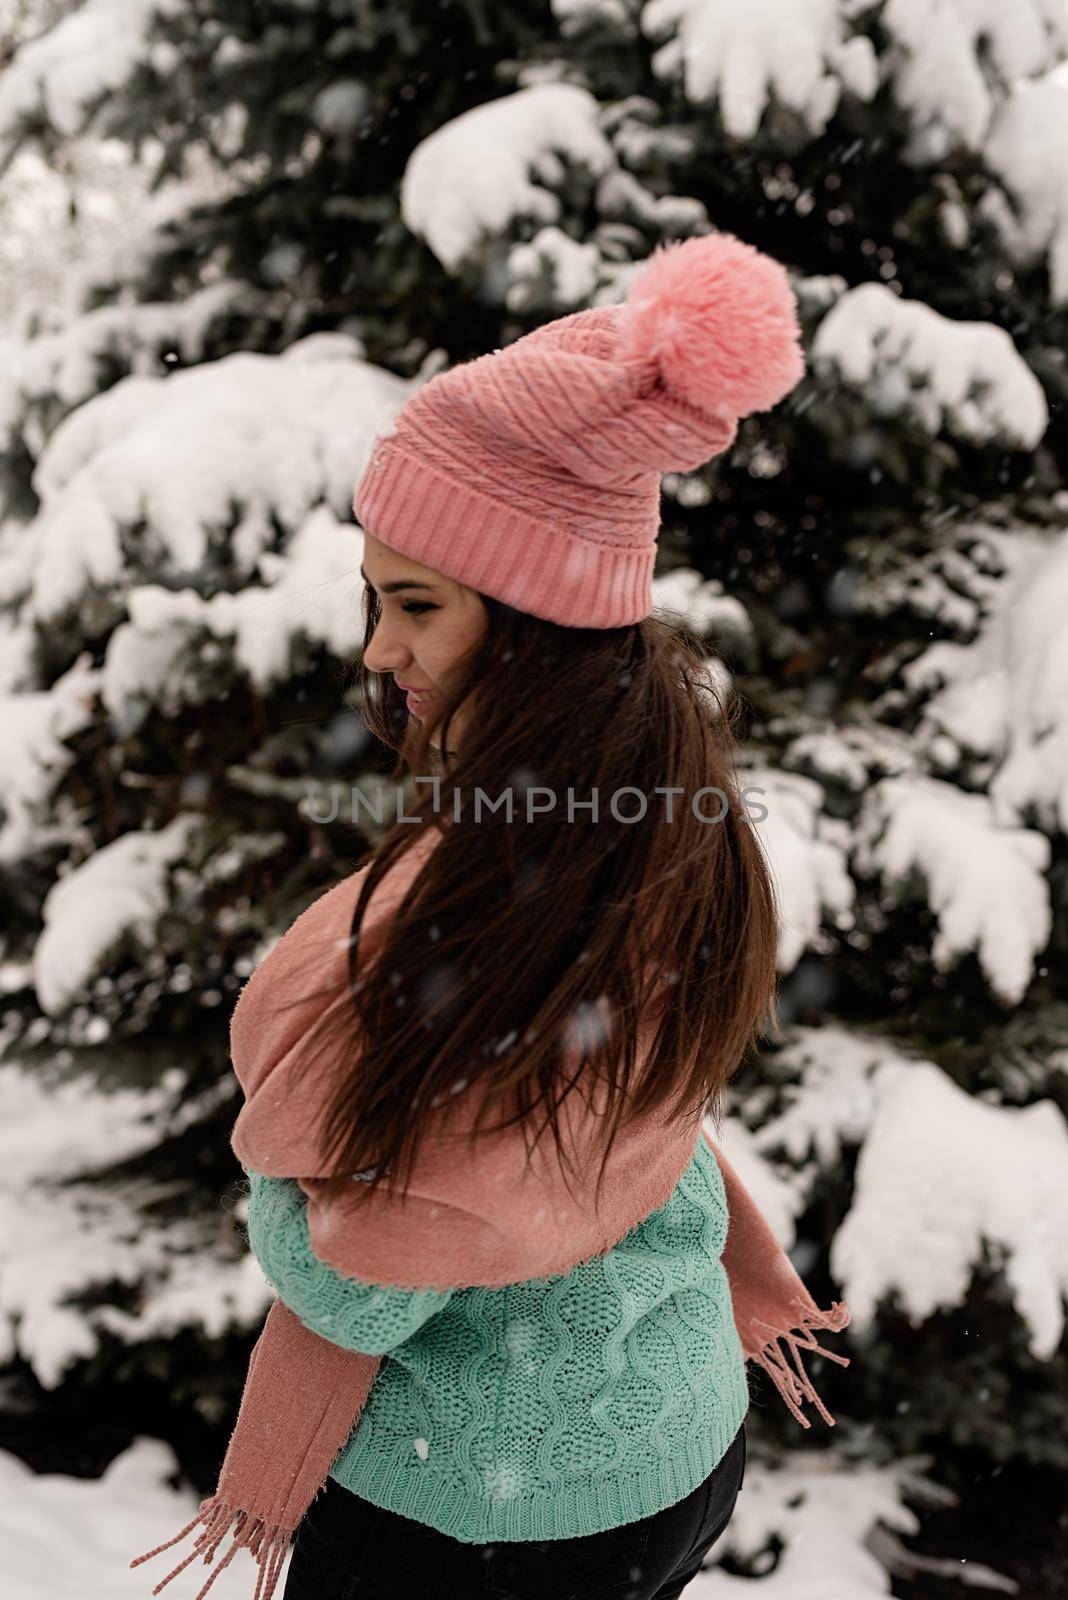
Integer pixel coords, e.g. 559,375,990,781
243,1133,750,1543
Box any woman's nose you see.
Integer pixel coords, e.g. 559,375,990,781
363,619,409,674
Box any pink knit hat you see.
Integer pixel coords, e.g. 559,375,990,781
353,233,805,629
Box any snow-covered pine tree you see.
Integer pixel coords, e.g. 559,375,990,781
1,1,1067,1593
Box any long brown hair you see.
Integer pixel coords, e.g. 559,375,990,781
280,585,782,1214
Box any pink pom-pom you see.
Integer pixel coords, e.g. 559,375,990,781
619,233,805,417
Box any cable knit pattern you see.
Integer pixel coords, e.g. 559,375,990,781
243,1133,750,1543
245,1172,455,1354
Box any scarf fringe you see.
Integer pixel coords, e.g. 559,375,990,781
748,1295,853,1429
129,1493,293,1600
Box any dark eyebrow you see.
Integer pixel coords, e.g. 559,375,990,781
359,564,438,594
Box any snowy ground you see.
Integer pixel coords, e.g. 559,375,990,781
5,1437,275,1600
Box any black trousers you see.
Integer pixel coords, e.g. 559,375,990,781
283,1419,746,1600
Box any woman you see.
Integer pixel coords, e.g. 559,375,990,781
130,232,851,1600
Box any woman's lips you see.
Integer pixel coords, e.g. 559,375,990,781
405,688,433,712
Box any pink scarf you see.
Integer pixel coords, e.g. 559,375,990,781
130,834,851,1600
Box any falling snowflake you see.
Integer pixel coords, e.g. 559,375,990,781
482,1459,527,1501
503,1318,538,1358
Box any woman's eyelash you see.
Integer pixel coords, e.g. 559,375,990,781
402,601,437,615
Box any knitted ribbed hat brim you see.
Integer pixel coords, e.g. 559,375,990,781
354,442,659,628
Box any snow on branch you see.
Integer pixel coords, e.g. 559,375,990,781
710,1442,986,1596
401,84,615,273
0,0,179,173
0,654,99,865
853,774,1051,1005
651,564,753,641
782,721,918,796
846,522,1015,634
833,1051,1068,1360
506,225,603,312
881,0,1068,160
734,1017,1068,1365
907,525,1068,839
1,334,411,626
983,74,1068,306
0,282,265,459
734,1018,1068,1389
741,766,856,972
0,1055,262,1385
32,814,202,1014
810,280,1048,449
640,0,878,141
636,0,1067,161
101,504,367,721
749,1023,887,1170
